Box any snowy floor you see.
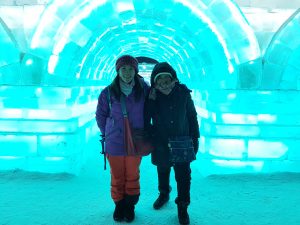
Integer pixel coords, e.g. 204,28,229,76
1,147,300,225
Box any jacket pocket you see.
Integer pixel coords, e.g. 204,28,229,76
105,117,122,140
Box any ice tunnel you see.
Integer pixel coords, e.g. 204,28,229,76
0,0,299,175
263,9,300,90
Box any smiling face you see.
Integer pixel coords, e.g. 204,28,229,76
118,65,135,83
155,74,175,95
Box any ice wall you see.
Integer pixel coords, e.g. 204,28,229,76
0,0,299,175
0,20,20,84
195,89,300,175
196,9,300,175
262,9,300,90
0,3,101,174
0,85,100,174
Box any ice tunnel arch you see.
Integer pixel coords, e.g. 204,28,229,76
0,19,21,84
29,0,260,89
5,0,290,175
262,9,300,90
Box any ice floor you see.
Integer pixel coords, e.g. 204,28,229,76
1,141,300,225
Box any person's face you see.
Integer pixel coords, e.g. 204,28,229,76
118,65,135,83
155,75,174,95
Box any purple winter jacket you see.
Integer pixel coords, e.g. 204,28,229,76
95,79,149,156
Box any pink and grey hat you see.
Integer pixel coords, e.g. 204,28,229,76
115,55,139,73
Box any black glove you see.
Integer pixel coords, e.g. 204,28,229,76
192,137,199,154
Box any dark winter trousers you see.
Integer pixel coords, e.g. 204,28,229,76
157,162,191,205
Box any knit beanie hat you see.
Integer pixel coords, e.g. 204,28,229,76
150,62,177,86
115,55,139,73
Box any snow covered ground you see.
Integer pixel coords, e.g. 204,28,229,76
1,142,300,225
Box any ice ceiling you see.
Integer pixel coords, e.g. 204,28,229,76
0,0,299,175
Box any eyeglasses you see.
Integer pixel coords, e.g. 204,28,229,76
155,78,172,88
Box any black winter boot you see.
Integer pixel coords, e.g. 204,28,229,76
177,203,190,225
113,199,125,222
124,204,135,223
124,194,139,223
153,181,172,210
153,193,169,210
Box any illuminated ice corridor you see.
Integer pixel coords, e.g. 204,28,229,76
0,0,300,175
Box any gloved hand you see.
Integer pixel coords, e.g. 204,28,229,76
148,88,156,100
192,137,199,154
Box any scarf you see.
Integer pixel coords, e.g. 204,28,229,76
119,78,135,96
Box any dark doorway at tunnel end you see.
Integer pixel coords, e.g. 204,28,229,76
136,56,158,64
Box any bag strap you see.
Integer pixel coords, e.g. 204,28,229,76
100,134,106,170
120,94,128,118
99,86,114,171
114,78,147,119
118,78,146,118
120,78,147,120
101,86,131,170
138,77,147,98
107,86,112,117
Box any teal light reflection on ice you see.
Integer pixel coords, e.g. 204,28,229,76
27,0,261,88
262,9,300,90
209,138,246,159
212,160,265,173
0,0,299,175
248,140,288,159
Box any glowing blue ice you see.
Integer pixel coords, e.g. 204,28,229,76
263,9,300,90
0,0,299,175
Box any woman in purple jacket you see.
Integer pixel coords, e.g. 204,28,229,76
95,55,149,223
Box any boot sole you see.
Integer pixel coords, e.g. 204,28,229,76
153,200,169,210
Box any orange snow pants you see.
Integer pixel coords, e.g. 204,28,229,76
107,155,141,202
